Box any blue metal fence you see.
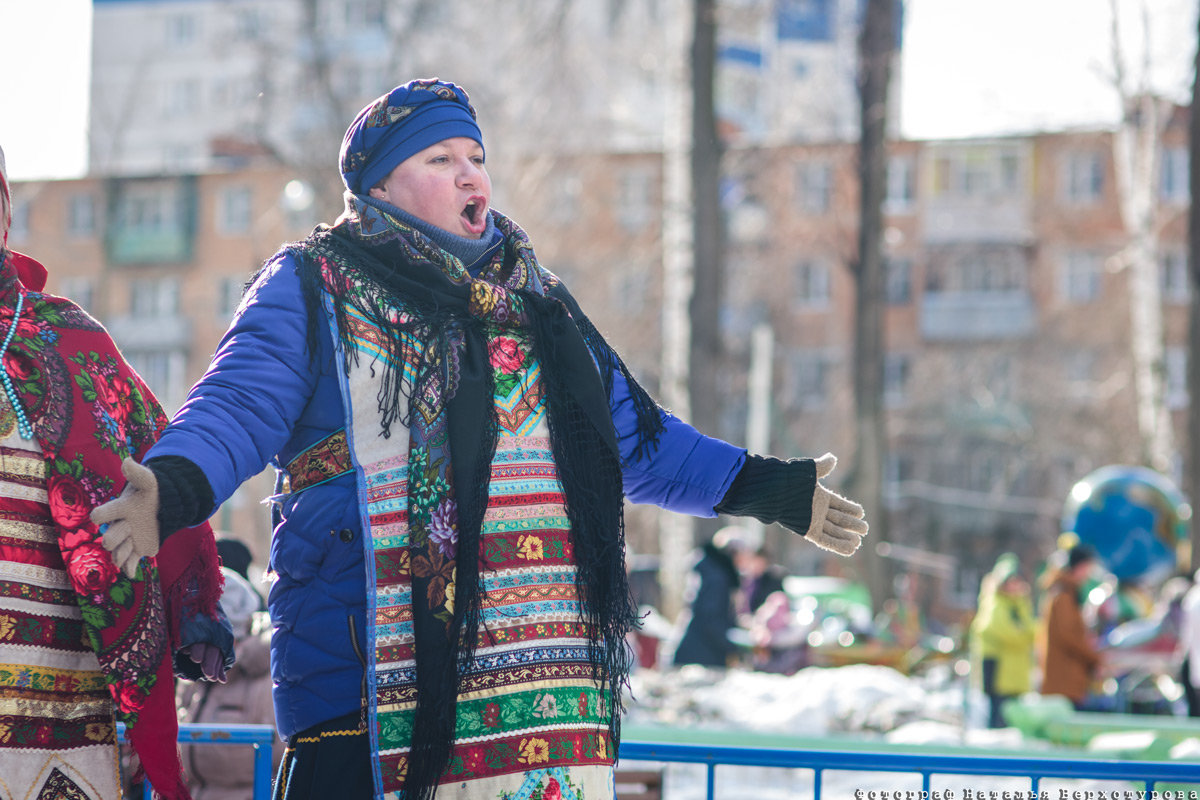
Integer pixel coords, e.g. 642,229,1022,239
118,724,1200,799
117,722,275,799
619,740,1200,800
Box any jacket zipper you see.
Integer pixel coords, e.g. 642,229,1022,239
347,615,368,732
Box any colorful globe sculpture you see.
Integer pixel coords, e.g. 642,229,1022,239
1062,465,1191,582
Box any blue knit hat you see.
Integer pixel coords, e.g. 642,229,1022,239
339,78,483,195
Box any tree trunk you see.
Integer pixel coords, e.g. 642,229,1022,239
1108,0,1173,473
1187,0,1200,573
689,0,724,438
849,0,894,612
657,0,697,619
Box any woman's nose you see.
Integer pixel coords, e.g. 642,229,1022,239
457,159,481,185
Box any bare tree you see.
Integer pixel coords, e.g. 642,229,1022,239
657,0,697,619
689,0,724,438
847,0,895,611
1188,0,1200,571
1107,0,1175,472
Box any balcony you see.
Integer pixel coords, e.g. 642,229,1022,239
104,176,198,265
919,290,1035,341
105,314,191,350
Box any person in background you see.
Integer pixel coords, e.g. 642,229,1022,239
215,534,266,610
178,567,284,799
1038,544,1103,710
740,545,788,618
0,144,228,799
970,552,1035,728
1179,571,1200,716
90,79,868,800
215,535,254,581
673,525,759,668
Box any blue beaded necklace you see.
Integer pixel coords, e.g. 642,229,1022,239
0,292,33,440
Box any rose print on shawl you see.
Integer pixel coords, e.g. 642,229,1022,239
69,352,152,451
48,454,162,723
488,334,533,399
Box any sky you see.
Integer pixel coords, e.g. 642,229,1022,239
0,0,1196,181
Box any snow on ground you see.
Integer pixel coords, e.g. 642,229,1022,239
617,664,1164,800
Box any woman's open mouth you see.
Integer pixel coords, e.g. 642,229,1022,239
461,197,487,236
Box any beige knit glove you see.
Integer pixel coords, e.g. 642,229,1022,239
90,457,161,578
806,453,869,556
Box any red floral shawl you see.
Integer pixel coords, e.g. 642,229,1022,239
0,249,222,799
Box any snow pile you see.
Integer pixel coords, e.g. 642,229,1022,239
626,663,964,739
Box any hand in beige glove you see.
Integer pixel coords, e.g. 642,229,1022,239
805,453,868,556
713,450,869,557
90,457,161,578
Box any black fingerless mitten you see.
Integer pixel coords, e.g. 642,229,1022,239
714,454,818,535
145,455,215,543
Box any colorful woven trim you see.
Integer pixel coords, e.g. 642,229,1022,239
285,428,352,493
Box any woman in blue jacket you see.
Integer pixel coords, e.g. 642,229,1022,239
92,79,868,800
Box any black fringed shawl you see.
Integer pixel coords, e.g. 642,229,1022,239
286,211,663,800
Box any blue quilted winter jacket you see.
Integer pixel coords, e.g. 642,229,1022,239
148,254,746,739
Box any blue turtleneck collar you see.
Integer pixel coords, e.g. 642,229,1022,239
361,195,502,276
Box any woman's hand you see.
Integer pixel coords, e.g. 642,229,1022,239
90,457,162,578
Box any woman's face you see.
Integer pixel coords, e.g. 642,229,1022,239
369,137,491,239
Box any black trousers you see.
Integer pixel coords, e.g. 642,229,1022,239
273,711,374,800
981,658,1013,728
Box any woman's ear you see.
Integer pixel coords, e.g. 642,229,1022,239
368,185,386,201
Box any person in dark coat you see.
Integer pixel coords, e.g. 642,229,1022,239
673,526,759,667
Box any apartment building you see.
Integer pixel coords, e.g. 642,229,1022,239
88,0,890,176
6,166,319,555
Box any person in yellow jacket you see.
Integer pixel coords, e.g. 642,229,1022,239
970,553,1036,728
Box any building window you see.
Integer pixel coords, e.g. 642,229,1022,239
788,351,830,409
1166,346,1187,410
616,167,653,233
1061,250,1102,304
885,154,916,212
67,194,96,237
164,79,200,118
796,160,832,214
794,259,830,308
218,276,245,320
930,147,1020,199
1161,146,1189,205
7,197,29,243
343,0,385,29
547,172,581,225
217,186,253,236
1062,151,1105,204
234,8,263,40
164,13,197,46
965,450,1005,493
883,451,914,506
936,247,1025,294
1064,349,1097,402
1161,248,1189,305
884,257,912,304
987,355,1013,403
884,353,911,407
130,278,180,318
127,349,187,414
117,184,181,235
58,277,95,314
